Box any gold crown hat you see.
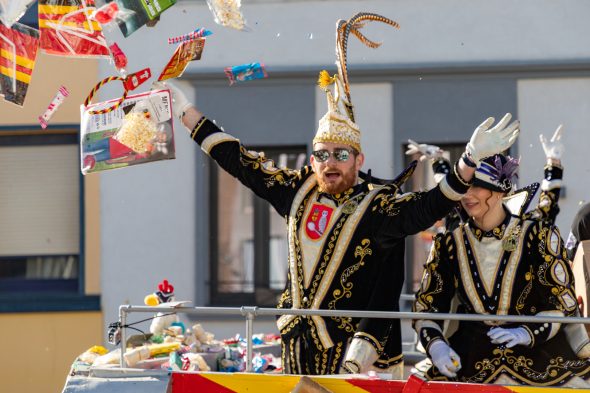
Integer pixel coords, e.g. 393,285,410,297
313,12,400,153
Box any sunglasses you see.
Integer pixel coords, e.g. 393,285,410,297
312,148,355,163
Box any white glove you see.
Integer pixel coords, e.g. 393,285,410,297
539,125,564,161
405,139,444,161
465,113,520,165
428,339,461,378
487,327,531,348
152,80,193,121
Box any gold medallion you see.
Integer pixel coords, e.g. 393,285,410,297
342,200,358,215
502,235,517,252
502,225,521,252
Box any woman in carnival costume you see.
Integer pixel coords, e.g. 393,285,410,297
413,146,590,387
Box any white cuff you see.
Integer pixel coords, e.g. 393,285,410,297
341,337,380,374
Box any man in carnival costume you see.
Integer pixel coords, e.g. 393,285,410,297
158,12,519,377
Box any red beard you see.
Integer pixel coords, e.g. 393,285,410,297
316,166,357,195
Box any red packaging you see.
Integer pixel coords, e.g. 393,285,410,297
39,0,109,57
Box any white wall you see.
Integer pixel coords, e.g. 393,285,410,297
517,78,590,232
98,0,590,338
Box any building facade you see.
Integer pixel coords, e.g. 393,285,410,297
2,1,590,391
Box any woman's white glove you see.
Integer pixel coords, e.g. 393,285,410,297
428,339,461,378
152,80,193,121
465,113,520,165
487,326,531,348
539,125,564,161
405,139,444,161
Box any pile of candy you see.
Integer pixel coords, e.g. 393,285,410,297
73,324,282,373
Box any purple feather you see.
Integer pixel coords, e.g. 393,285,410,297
494,155,519,183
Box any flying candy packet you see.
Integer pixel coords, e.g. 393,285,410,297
38,86,69,128
0,0,36,28
158,38,205,81
108,42,127,71
0,22,40,106
206,0,246,31
224,62,267,85
110,0,177,37
90,1,119,24
80,89,175,174
39,0,110,57
167,28,212,45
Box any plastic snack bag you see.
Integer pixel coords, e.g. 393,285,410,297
158,38,205,81
224,62,267,85
39,0,110,57
80,89,175,174
0,22,40,106
110,0,177,38
206,0,246,31
0,0,36,28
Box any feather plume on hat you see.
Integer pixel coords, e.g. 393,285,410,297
314,13,400,152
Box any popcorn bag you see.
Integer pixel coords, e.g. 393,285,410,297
80,89,175,174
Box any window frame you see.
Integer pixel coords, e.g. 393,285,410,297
208,144,307,307
0,125,99,313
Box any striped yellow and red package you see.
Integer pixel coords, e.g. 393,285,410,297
0,22,39,106
39,0,109,57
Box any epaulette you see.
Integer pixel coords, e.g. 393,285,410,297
504,182,540,217
359,161,417,189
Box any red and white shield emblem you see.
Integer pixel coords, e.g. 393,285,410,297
305,203,334,240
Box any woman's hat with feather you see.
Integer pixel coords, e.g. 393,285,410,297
314,12,400,153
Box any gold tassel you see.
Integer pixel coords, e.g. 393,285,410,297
317,70,335,89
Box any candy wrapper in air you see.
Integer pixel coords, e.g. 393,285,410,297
224,62,267,85
0,22,40,106
0,0,36,28
206,0,246,31
158,38,205,81
39,0,110,57
39,85,69,128
80,89,175,174
112,0,177,37
167,28,212,45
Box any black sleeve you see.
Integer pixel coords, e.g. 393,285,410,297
373,166,469,239
531,164,563,225
191,117,309,216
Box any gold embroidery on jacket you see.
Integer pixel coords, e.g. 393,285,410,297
312,188,378,307
372,190,419,216
468,347,588,385
328,239,372,331
239,146,301,188
415,238,444,312
515,266,534,314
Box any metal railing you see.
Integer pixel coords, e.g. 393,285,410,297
118,303,590,371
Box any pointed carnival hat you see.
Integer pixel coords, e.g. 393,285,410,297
313,13,400,153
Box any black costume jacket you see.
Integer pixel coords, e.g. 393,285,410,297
192,118,469,374
414,209,590,385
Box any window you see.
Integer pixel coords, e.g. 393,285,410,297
0,128,98,312
403,143,465,293
209,146,307,306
